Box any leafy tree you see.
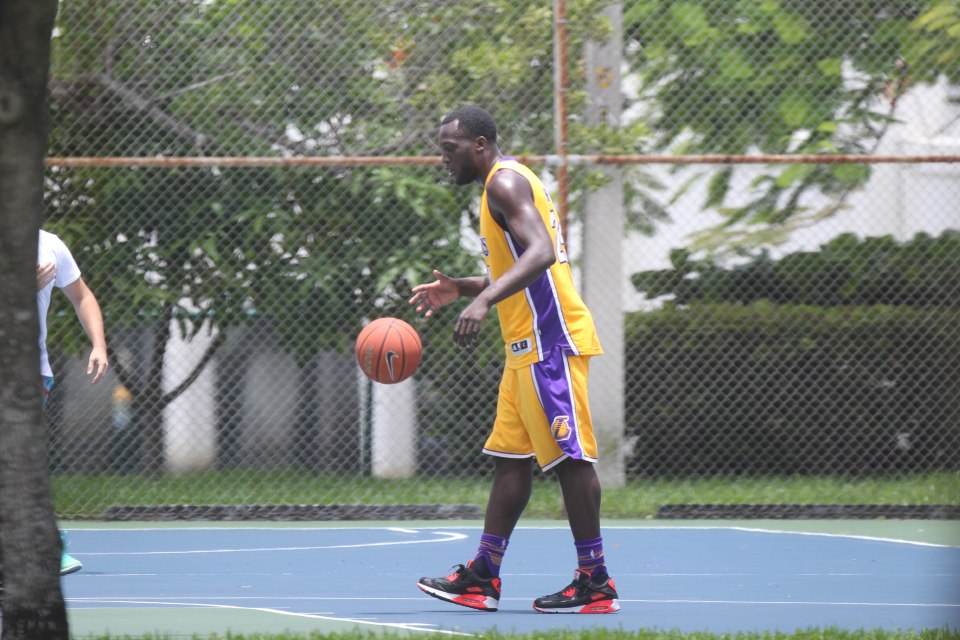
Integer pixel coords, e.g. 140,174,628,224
907,0,960,82
623,0,947,251
0,0,69,637
44,0,615,474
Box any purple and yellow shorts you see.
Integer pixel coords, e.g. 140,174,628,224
483,346,597,471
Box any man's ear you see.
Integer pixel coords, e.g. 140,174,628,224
474,135,488,153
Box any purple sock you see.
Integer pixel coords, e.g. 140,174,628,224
575,536,606,578
473,533,508,578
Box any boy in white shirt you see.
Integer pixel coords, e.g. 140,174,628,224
36,230,108,574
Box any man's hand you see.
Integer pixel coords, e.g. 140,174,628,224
453,296,491,347
37,262,56,291
409,270,460,318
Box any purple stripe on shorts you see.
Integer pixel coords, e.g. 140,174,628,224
532,348,584,460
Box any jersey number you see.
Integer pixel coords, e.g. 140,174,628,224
548,204,569,264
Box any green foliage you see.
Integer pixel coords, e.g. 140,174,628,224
907,0,960,83
44,0,655,474
622,1,949,249
625,0,914,153
631,230,960,308
51,469,960,519
625,303,960,476
44,2,960,479
45,0,634,364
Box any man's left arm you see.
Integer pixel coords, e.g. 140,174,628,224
61,277,108,383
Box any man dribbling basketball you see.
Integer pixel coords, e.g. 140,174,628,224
408,106,619,614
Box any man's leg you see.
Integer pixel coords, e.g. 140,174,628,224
532,458,619,613
473,457,532,575
554,458,601,540
482,457,533,537
416,457,532,611
41,376,82,576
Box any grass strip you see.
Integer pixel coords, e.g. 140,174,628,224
52,471,960,520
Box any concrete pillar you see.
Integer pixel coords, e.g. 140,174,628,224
163,318,217,474
359,369,418,479
582,2,626,487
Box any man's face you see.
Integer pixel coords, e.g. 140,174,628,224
439,119,480,186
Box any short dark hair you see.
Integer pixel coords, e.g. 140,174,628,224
442,106,497,145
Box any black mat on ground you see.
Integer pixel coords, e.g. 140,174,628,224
656,504,960,519
103,504,483,521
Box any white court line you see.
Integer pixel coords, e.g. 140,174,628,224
507,571,960,577
79,529,467,556
71,597,443,601
69,599,475,636
67,526,461,532
621,598,960,608
436,524,959,549
65,524,957,548
710,526,959,549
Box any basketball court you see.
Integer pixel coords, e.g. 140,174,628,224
61,519,960,637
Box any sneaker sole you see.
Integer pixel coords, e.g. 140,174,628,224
417,582,499,612
60,563,83,576
533,598,619,614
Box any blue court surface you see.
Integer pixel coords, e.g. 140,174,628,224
61,521,960,637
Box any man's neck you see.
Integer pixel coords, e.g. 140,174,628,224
476,151,504,185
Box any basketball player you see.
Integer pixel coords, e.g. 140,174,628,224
409,106,619,613
37,229,108,575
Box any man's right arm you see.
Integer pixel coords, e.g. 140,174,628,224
453,275,489,298
409,271,490,318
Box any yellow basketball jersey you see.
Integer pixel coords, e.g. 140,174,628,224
479,158,602,368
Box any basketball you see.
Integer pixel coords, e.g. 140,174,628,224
355,317,422,384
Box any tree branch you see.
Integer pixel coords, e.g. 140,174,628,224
156,69,251,102
50,73,216,153
89,73,214,152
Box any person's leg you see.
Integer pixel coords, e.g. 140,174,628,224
532,459,618,613
554,458,610,577
554,458,601,542
42,376,82,576
417,367,533,611
482,456,533,537
416,458,529,612
60,531,82,576
524,353,618,613
470,456,533,577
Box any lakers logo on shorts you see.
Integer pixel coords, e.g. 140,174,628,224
551,416,572,441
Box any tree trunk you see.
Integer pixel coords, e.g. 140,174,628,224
139,306,172,476
0,1,68,639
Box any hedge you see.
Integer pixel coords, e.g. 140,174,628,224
625,303,960,477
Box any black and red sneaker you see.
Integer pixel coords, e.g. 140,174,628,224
417,560,501,612
532,569,620,614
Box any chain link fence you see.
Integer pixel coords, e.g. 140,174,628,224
43,0,959,519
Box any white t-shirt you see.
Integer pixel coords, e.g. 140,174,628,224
37,230,82,377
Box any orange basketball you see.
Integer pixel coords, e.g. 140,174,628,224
355,317,422,384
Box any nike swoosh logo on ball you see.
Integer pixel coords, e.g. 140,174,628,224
385,351,399,381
